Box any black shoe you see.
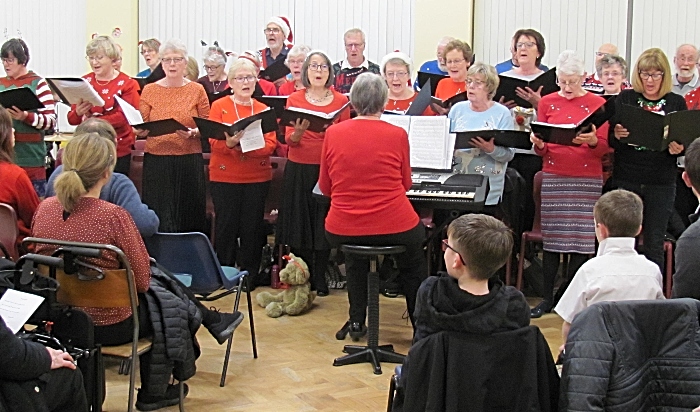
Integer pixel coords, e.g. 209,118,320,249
317,289,329,297
530,300,552,319
336,321,351,340
206,311,244,345
349,322,367,342
136,383,188,411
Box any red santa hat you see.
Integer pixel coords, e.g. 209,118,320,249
267,16,293,43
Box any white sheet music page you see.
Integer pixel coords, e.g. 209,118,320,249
47,78,105,107
239,119,266,153
0,289,45,334
380,114,411,135
408,116,451,169
114,95,144,125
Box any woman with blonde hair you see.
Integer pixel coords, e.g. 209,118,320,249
67,35,140,175
609,48,687,271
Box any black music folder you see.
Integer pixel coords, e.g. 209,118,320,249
619,105,700,151
255,95,288,119
259,59,291,82
454,130,532,150
0,87,45,111
279,102,351,133
194,109,278,140
417,72,448,96
494,68,558,108
431,91,468,109
134,119,188,138
406,80,433,115
133,64,165,90
207,88,232,105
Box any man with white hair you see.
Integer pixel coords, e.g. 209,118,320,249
413,36,452,90
332,28,380,94
258,16,294,87
672,43,699,96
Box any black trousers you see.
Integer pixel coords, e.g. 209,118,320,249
42,367,89,412
326,223,427,329
210,181,270,277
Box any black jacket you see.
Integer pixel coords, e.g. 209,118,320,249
560,299,700,411
413,274,530,343
0,317,52,412
672,211,700,299
394,326,560,412
143,267,202,395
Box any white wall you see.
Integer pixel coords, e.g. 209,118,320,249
0,0,87,77
138,0,414,72
473,0,628,72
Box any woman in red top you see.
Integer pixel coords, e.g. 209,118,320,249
381,51,431,115
277,51,350,295
278,45,311,96
0,106,39,254
208,58,278,281
321,73,427,337
432,39,472,115
529,51,609,318
67,36,139,175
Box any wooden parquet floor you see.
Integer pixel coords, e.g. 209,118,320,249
102,289,563,411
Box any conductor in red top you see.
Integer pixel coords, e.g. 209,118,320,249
320,72,427,339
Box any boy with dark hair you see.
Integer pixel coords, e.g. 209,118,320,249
673,139,700,299
555,189,664,347
412,214,530,343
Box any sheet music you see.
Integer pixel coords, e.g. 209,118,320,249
408,116,451,169
0,289,45,334
239,119,266,153
380,114,411,134
47,78,105,107
114,95,144,125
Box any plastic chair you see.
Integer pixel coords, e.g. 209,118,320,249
144,232,257,386
128,148,144,196
516,171,543,290
0,203,19,261
21,237,184,412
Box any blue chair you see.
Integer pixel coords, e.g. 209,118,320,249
145,232,258,387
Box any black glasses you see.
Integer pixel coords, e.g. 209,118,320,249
441,239,466,266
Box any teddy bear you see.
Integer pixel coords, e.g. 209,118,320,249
256,253,316,318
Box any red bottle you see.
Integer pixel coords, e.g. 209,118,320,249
271,264,281,289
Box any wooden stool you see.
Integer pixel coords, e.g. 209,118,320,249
333,244,407,375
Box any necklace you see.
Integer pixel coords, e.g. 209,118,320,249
212,80,224,93
94,72,115,86
306,89,331,104
232,98,254,119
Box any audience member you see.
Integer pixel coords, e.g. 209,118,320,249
46,118,159,237
32,132,243,410
136,39,209,233
197,45,230,96
412,213,528,343
530,51,608,318
448,62,515,208
278,44,311,95
321,73,427,337
278,51,350,295
67,35,139,175
609,48,687,271
0,316,88,412
332,28,380,94
0,38,56,197
672,139,700,299
207,59,277,285
137,38,161,77
672,44,699,96
0,105,39,252
555,189,664,348
259,16,294,87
